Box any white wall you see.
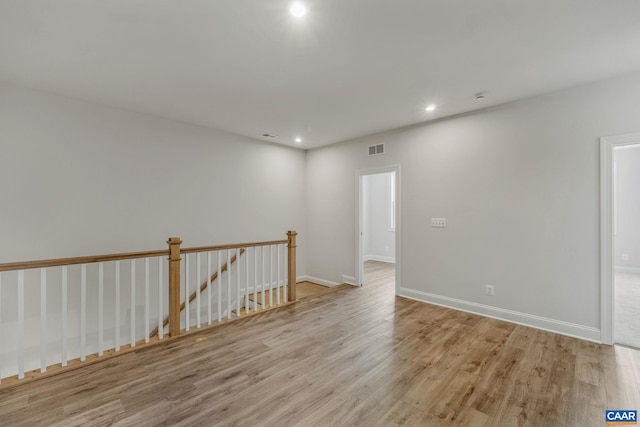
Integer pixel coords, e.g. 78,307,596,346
0,82,307,376
614,145,640,271
0,82,306,264
363,173,395,263
306,70,640,341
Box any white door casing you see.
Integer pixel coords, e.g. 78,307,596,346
355,165,401,292
600,132,640,344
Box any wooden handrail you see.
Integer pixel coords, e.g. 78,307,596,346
150,248,246,338
0,249,170,272
180,239,287,254
0,239,288,272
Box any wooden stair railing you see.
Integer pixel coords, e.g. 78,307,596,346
0,231,297,389
149,248,245,338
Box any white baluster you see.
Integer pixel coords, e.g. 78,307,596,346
254,247,258,311
131,259,136,347
40,268,47,372
236,248,241,317
261,246,266,309
98,263,104,356
269,245,274,307
185,254,190,331
207,252,212,325
283,245,288,302
217,251,222,322
196,253,201,328
277,245,281,305
17,270,24,379
115,261,120,351
61,266,68,366
283,244,287,300
227,249,231,320
245,247,250,314
144,258,150,343
158,256,163,340
81,264,86,361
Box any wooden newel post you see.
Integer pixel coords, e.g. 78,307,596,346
287,230,297,302
167,237,182,337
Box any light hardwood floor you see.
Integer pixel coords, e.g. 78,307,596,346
296,281,332,299
1,261,639,426
241,281,329,312
615,272,640,349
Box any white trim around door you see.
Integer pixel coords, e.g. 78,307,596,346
600,132,640,345
355,165,401,294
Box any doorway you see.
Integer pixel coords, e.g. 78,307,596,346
612,144,640,348
356,166,400,293
601,133,640,346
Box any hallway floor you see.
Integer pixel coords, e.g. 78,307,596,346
615,272,640,349
1,263,639,426
363,260,395,288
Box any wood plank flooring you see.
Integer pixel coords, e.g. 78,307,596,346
239,282,330,314
295,281,331,299
1,261,639,426
615,272,640,348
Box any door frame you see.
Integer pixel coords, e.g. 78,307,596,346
355,165,401,293
600,132,640,344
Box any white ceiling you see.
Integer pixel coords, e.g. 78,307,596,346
2,1,640,149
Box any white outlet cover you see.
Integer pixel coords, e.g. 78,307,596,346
431,218,447,228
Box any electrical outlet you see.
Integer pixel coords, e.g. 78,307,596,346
622,254,629,261
485,285,494,296
431,218,447,228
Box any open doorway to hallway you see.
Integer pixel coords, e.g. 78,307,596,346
357,168,399,292
613,144,640,349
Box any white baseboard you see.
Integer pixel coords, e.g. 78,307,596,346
615,266,640,274
364,255,396,263
342,275,357,286
398,287,601,343
297,275,340,287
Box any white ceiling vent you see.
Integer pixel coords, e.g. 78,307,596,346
368,143,385,156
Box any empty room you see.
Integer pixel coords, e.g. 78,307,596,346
1,1,640,426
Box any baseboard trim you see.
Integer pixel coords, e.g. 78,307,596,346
297,275,340,287
342,275,357,286
614,266,640,274
398,287,601,343
363,255,396,263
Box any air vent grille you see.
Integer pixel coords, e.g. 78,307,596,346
368,143,384,156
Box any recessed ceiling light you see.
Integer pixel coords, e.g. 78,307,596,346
295,137,302,143
425,104,436,112
290,2,307,17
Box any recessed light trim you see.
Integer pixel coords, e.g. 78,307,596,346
425,104,436,112
290,2,307,17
